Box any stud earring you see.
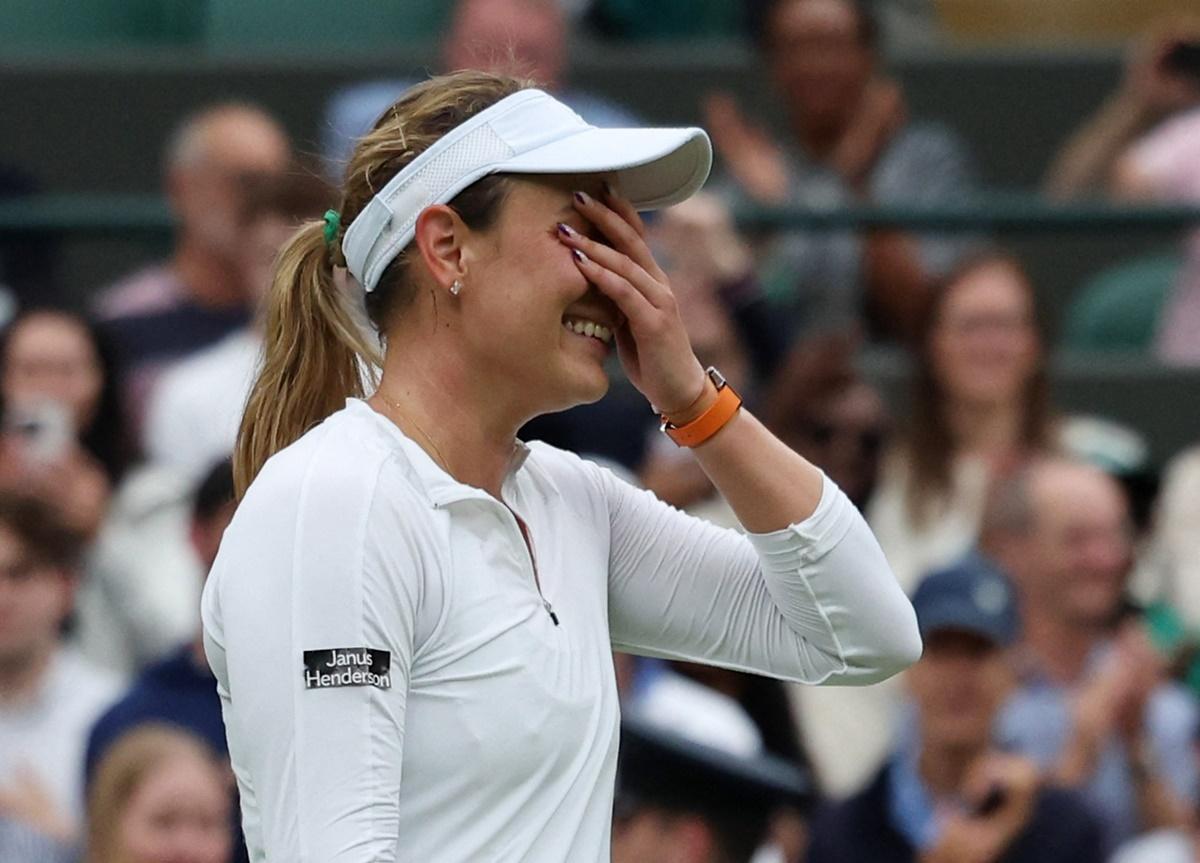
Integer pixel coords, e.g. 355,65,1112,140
450,279,463,297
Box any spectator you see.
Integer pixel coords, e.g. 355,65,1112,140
1112,826,1198,863
1112,99,1200,365
867,250,1052,593
1,308,130,485
686,665,809,768
651,192,791,384
1044,21,1200,364
326,0,648,472
93,103,291,441
85,724,232,863
73,465,199,676
1137,444,1200,628
85,460,235,778
806,557,1104,863
0,312,121,539
1043,21,1200,200
77,454,233,682
639,193,784,508
0,492,122,846
0,815,76,863
763,331,888,511
85,461,243,860
613,716,811,863
322,0,638,178
143,171,334,482
709,0,978,341
756,333,892,797
623,659,769,759
984,457,1199,852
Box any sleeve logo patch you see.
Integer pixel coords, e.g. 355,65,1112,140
303,648,391,690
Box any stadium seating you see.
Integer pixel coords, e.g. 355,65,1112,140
588,0,743,40
203,0,450,51
0,0,193,51
1063,253,1179,353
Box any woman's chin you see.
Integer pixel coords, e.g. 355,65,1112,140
574,371,611,407
551,362,611,412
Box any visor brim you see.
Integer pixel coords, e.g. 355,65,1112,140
497,126,712,210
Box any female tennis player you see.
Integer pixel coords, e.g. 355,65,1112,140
200,70,921,862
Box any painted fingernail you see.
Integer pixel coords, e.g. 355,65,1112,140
557,222,576,237
572,248,589,264
574,190,590,205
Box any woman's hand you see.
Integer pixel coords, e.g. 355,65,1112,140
1121,21,1200,120
558,186,708,418
921,755,1040,863
830,78,907,191
702,92,791,205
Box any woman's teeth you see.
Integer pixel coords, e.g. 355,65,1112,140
563,317,612,344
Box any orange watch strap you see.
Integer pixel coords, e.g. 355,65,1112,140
662,378,742,447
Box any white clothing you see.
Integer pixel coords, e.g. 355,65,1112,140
1135,447,1200,627
74,465,204,675
0,650,122,823
629,668,764,757
866,450,992,595
202,399,919,863
1110,829,1194,863
143,329,261,482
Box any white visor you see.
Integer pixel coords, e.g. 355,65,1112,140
341,88,712,294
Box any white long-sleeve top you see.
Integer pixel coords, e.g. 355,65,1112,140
201,399,919,862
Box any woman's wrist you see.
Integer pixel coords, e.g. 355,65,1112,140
661,375,719,427
1109,86,1161,134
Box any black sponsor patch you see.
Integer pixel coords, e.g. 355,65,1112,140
303,647,392,690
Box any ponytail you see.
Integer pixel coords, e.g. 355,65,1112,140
233,221,381,498
233,69,530,499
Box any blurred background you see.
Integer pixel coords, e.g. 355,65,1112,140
2,1,1200,861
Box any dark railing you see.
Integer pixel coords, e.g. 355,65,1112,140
3,193,1200,238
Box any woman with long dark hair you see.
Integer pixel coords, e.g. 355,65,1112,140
867,250,1054,592
0,308,129,536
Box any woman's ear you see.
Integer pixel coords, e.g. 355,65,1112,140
413,204,467,290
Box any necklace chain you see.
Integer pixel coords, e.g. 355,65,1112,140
374,392,451,473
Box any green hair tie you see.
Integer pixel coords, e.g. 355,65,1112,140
322,209,341,247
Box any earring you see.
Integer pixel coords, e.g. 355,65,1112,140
450,279,463,297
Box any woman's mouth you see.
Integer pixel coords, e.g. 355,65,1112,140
562,315,613,345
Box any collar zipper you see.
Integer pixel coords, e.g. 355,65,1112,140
509,509,559,627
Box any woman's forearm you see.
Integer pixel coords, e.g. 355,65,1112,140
1043,90,1155,200
690,407,825,534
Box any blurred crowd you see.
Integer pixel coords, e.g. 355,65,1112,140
1,0,1200,861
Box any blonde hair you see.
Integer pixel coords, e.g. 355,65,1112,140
86,725,226,863
234,70,529,497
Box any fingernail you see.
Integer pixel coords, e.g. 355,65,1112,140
557,222,576,237
574,190,590,205
572,248,589,264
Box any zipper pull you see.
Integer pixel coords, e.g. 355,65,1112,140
543,600,560,626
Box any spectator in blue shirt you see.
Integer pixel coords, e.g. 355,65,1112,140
983,456,1198,853
806,555,1103,863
